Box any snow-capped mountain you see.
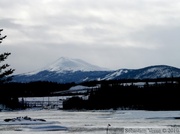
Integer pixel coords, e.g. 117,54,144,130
45,57,107,72
13,57,110,83
13,57,180,83
103,65,180,80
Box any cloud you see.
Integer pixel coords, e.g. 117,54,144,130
1,0,180,74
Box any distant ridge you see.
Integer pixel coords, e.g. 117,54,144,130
103,65,180,80
13,58,180,83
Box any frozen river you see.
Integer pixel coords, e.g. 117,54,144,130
1,109,180,134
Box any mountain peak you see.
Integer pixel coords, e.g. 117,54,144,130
46,57,107,72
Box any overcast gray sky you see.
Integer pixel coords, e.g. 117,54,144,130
1,0,180,74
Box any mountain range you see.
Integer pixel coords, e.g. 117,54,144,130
13,57,180,83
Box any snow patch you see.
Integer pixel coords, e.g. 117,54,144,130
102,69,129,80
69,85,99,91
69,85,91,91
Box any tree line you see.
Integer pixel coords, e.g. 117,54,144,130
0,81,75,109
63,78,180,110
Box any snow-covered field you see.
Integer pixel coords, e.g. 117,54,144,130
1,110,180,134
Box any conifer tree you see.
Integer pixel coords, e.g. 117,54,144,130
0,29,14,83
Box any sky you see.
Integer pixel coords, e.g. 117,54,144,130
1,0,180,74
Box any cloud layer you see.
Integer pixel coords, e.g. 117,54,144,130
1,0,180,74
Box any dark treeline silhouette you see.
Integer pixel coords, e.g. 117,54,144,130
0,81,75,109
63,77,180,110
1,77,180,110
0,81,75,97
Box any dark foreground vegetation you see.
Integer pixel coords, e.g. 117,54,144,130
63,77,180,110
0,77,180,110
0,81,75,109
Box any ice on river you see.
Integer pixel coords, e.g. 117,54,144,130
1,109,180,134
